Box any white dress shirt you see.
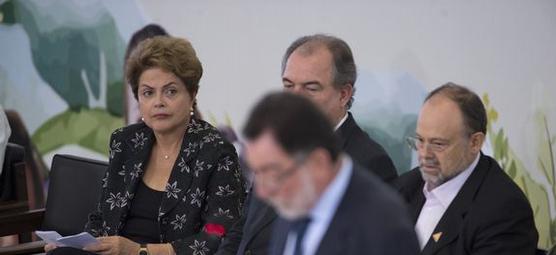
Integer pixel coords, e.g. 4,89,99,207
283,155,353,255
415,153,480,249
334,112,349,131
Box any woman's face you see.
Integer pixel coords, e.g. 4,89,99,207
138,67,194,135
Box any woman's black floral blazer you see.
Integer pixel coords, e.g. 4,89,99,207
85,118,245,254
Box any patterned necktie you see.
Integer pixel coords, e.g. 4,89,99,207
292,217,312,255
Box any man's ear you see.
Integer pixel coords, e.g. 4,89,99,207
339,84,353,108
469,132,485,154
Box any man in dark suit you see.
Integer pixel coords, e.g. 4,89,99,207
243,92,419,255
217,34,397,255
394,83,538,255
280,34,397,182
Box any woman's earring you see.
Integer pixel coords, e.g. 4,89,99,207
141,117,145,121
190,108,194,116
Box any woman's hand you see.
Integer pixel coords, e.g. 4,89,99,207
83,236,139,255
44,243,57,252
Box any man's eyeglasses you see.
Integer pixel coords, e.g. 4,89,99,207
406,136,450,153
253,155,307,191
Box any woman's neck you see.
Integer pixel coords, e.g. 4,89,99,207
153,122,188,151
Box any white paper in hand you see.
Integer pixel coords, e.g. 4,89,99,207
35,231,63,246
35,231,99,249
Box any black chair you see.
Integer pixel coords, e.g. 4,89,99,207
0,143,27,208
0,143,30,244
5,110,48,210
0,154,107,254
41,154,107,236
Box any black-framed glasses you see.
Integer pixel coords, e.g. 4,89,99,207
406,136,450,153
253,154,308,191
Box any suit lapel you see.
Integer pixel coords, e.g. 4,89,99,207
123,125,154,201
243,197,277,246
410,188,426,224
270,218,292,255
398,169,426,224
335,112,355,150
313,166,358,255
420,208,464,255
421,154,490,255
115,125,155,224
158,121,199,218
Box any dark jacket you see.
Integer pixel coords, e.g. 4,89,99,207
269,164,419,255
336,112,397,182
216,112,398,255
394,153,538,255
85,119,245,255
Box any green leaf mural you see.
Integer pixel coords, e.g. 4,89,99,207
0,0,125,116
483,93,555,250
32,108,123,155
1,0,130,159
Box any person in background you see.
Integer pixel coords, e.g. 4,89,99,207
124,24,170,125
217,34,397,255
46,36,245,255
281,34,396,180
0,105,14,248
0,105,11,174
125,24,203,125
394,83,538,255
244,92,419,255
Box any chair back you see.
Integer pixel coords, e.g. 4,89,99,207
41,154,107,236
5,109,48,209
0,143,27,203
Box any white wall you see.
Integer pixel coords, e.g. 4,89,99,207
138,0,555,139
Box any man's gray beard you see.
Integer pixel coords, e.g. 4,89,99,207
420,170,446,190
268,171,317,220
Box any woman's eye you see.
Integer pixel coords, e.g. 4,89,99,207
166,89,177,96
142,90,153,97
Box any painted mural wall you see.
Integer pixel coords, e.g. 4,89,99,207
0,0,146,163
0,0,554,250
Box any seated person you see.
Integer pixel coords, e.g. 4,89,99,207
394,83,538,254
124,24,203,125
0,105,10,174
217,34,397,255
242,92,419,255
46,36,245,255
124,23,169,125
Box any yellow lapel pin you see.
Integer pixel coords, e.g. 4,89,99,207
432,232,443,242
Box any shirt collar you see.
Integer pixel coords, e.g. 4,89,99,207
423,153,480,208
309,154,353,222
334,112,349,131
